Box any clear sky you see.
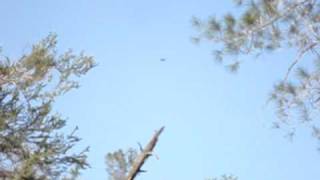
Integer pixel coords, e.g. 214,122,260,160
1,1,320,180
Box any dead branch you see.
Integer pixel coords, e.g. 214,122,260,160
126,126,165,180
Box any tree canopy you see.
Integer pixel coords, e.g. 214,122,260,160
0,34,95,179
192,0,320,143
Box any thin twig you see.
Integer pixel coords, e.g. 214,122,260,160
284,42,317,81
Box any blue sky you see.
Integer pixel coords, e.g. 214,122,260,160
1,1,320,180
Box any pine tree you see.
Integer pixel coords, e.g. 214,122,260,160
192,0,320,143
106,148,138,180
0,34,95,179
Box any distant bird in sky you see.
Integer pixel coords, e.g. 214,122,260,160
160,58,166,62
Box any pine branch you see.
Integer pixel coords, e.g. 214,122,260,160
284,42,317,81
126,126,165,180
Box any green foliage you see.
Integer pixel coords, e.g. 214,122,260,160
105,148,138,180
193,0,320,144
0,34,95,179
192,0,319,63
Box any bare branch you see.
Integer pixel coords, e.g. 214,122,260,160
126,126,165,180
